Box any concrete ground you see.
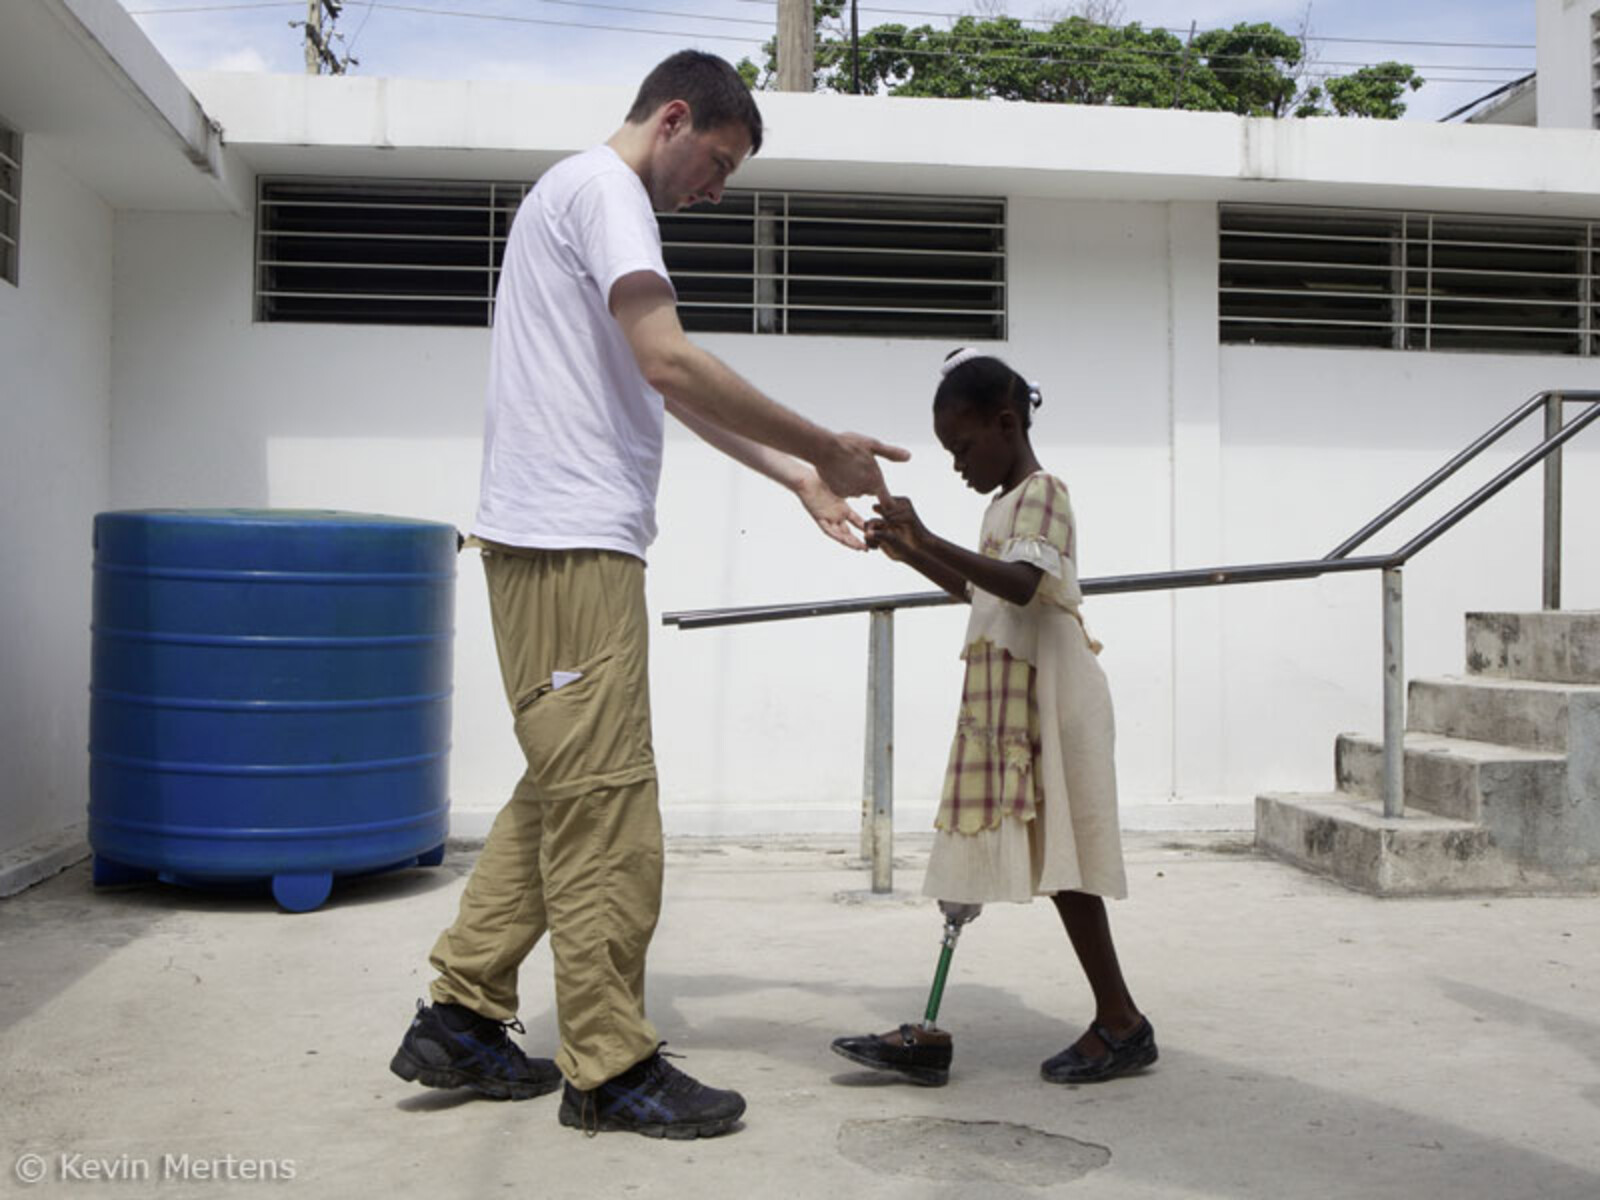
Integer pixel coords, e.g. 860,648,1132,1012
2,831,1598,1200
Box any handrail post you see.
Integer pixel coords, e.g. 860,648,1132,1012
860,636,875,861
1543,392,1563,611
865,608,895,893
1382,567,1405,819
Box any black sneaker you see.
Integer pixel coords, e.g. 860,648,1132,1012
558,1051,745,1139
390,999,562,1100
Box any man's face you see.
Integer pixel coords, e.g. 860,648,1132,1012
648,114,751,212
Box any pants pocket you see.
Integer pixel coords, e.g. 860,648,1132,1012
513,648,651,796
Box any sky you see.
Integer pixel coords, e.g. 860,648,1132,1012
120,0,1540,123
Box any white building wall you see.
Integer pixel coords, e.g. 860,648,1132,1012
1218,346,1600,794
109,197,1186,835
0,148,113,858
1537,0,1599,129
106,196,1600,838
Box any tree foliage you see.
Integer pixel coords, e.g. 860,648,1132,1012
1315,62,1425,119
739,7,1423,120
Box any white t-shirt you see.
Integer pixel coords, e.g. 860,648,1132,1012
473,145,674,560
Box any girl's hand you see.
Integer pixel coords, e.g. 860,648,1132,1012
863,518,909,561
795,470,867,551
873,496,929,551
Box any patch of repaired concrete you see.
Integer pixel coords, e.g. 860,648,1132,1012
837,1117,1110,1187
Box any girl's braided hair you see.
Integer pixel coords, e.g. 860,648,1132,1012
934,348,1042,430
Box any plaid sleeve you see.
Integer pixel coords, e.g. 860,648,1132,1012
1007,474,1071,557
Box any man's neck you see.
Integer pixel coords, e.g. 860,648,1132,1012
606,123,652,184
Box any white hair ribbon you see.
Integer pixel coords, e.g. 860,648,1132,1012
939,347,985,377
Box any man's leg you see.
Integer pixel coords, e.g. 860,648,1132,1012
390,766,560,1099
390,546,570,1100
504,549,664,1088
541,775,664,1090
427,767,547,1019
512,551,744,1137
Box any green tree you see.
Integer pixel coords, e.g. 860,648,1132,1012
1189,22,1304,116
1321,62,1425,118
738,7,1422,120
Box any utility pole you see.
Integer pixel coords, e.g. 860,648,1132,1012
851,0,860,94
304,0,320,74
297,0,348,75
776,0,815,92
1172,19,1197,109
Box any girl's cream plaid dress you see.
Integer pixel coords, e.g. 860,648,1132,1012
921,472,1128,903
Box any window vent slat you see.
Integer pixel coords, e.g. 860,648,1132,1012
258,177,1005,339
1221,204,1596,358
0,118,19,287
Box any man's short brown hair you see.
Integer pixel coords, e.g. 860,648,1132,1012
626,50,764,155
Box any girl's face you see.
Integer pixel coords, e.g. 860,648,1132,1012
934,400,1016,495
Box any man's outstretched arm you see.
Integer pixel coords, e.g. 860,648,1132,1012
610,270,908,503
664,396,868,550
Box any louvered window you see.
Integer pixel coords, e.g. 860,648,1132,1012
1220,204,1598,357
1593,10,1600,129
662,192,1006,339
0,119,20,287
257,177,1006,339
257,178,525,325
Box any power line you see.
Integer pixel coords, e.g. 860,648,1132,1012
350,0,768,42
726,0,1536,51
132,0,781,27
129,3,305,11
344,0,380,57
351,2,1528,78
130,1,1536,72
130,0,1540,52
125,0,1535,82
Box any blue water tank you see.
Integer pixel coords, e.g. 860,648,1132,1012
89,509,457,911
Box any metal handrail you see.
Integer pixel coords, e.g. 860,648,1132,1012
663,390,1600,892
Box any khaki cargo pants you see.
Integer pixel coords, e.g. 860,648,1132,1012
428,545,663,1090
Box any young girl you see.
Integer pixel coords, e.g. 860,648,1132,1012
830,348,1155,1087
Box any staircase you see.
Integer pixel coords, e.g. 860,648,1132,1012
1256,610,1600,895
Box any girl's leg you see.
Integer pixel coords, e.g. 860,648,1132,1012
1051,890,1144,1057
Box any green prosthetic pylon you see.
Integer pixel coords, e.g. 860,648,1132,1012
921,917,966,1029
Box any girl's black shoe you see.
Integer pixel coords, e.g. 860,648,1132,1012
830,1024,952,1087
1040,1017,1157,1084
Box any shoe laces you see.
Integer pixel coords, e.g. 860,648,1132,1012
487,1017,532,1066
641,1050,703,1097
577,1089,599,1139
441,1003,530,1062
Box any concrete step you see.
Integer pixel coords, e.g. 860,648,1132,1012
1255,791,1511,896
1407,675,1597,752
1466,611,1600,685
1335,733,1566,857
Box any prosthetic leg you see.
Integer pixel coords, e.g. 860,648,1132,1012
829,902,981,1087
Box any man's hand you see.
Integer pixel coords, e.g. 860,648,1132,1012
815,433,911,505
795,471,868,551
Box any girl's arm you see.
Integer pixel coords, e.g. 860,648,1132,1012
873,497,1042,608
864,521,971,601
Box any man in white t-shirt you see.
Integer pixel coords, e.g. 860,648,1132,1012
391,51,908,1140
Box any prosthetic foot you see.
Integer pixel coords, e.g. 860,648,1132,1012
830,1023,952,1086
829,902,981,1088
